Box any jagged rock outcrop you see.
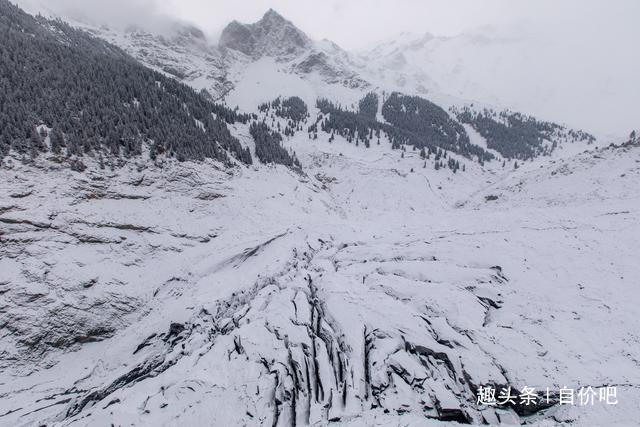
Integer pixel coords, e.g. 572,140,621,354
219,9,312,60
1,4,639,427
71,7,370,99
293,51,368,88
87,23,233,99
2,127,640,426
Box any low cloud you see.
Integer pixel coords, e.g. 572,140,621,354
14,0,179,34
11,0,640,134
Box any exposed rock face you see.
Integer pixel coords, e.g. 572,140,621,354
1,4,639,426
219,21,256,56
173,24,207,42
85,21,233,100
84,9,369,100
219,9,312,59
295,52,336,75
0,157,235,373
2,135,639,426
293,51,369,88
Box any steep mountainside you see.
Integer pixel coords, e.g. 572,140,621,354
83,23,235,100
14,0,639,137
2,117,639,426
75,9,368,102
0,0,251,165
219,9,312,59
1,2,639,426
356,29,640,136
87,17,358,106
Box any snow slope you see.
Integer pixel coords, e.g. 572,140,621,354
13,1,639,138
1,128,639,425
1,4,639,426
357,28,640,138
70,9,369,105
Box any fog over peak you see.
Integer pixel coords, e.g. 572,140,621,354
12,0,640,135
13,0,189,36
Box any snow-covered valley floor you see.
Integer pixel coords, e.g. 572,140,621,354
1,135,639,426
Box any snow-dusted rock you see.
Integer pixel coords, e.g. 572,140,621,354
220,9,312,60
1,132,639,425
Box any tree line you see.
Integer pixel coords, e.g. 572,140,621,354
249,122,301,169
311,93,491,171
0,0,251,167
454,106,595,160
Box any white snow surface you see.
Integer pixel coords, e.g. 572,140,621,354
1,131,639,426
356,29,640,138
2,5,640,426
12,2,639,138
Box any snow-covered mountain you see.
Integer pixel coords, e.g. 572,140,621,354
83,23,235,100
356,28,640,137
2,114,639,426
14,1,639,137
219,8,313,59
71,9,368,105
2,2,639,426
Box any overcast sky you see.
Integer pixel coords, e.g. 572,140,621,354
16,0,640,50
13,0,640,135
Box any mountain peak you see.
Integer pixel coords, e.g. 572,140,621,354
219,9,311,59
262,8,285,22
